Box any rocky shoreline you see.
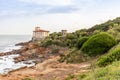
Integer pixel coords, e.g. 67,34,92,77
0,41,92,80
0,41,69,73
0,41,44,63
0,55,91,80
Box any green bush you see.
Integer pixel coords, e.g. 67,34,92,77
97,45,120,67
52,40,66,47
77,37,89,49
107,25,120,42
81,32,116,56
64,38,78,48
41,39,52,47
64,33,78,48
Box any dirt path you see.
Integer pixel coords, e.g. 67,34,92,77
0,56,91,80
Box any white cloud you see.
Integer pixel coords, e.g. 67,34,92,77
0,10,27,17
19,0,72,6
0,13,101,35
1,0,120,35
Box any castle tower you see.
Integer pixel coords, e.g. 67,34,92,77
61,30,67,37
32,27,49,41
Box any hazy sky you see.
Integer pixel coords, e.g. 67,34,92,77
0,0,120,35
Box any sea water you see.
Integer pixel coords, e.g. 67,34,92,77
0,35,31,52
0,35,35,74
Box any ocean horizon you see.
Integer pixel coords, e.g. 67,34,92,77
0,35,31,52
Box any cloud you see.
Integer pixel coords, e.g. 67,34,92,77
0,10,27,17
18,0,72,6
0,2,80,18
0,0,79,17
1,0,120,35
47,6,79,13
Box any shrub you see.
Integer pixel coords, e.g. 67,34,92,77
81,32,116,56
107,26,120,42
51,47,59,54
59,48,89,63
52,40,66,47
41,39,52,47
22,77,35,80
41,39,67,47
77,37,89,49
65,33,78,48
97,45,120,67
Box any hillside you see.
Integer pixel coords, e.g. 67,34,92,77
88,17,120,32
41,17,120,63
1,17,120,80
39,17,120,80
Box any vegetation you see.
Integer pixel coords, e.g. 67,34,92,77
97,43,120,67
50,45,59,54
59,48,89,63
20,17,120,80
88,17,120,32
41,39,65,47
41,39,53,47
40,17,120,64
63,17,120,80
64,17,120,80
22,17,120,80
22,77,35,80
81,32,116,56
107,25,120,42
66,61,120,80
77,37,89,49
41,28,89,48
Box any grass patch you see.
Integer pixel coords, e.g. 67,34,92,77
66,61,120,80
97,43,120,67
22,77,35,80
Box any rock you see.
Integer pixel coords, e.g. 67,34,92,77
15,41,31,46
24,61,32,64
14,56,28,63
0,58,3,60
28,43,37,49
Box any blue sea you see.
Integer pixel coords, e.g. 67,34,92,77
0,35,35,74
0,35,31,52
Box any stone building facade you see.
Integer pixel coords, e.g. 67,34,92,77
61,30,67,37
32,27,49,41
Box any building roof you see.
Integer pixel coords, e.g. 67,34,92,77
62,30,67,31
33,29,49,32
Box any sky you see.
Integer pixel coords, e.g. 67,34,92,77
0,0,120,35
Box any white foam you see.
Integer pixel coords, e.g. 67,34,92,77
0,45,22,53
0,54,35,74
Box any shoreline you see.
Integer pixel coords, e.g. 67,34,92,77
0,55,91,80
0,41,36,74
0,41,92,80
0,41,65,74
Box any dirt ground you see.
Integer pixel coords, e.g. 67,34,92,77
0,56,91,80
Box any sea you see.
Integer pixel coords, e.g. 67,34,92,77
0,35,35,74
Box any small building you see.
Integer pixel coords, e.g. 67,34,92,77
32,27,49,41
61,30,67,37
